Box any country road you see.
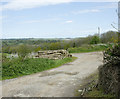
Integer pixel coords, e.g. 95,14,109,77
2,52,103,97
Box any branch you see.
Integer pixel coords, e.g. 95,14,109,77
111,24,118,31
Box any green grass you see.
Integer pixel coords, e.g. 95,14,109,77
2,57,77,80
84,87,115,98
75,71,115,98
68,44,108,53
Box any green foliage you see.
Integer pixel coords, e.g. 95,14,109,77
34,46,41,52
75,71,115,98
68,45,108,53
104,44,120,57
73,42,76,48
63,43,70,50
90,36,100,44
101,31,118,43
103,44,120,66
49,42,62,50
2,31,118,53
17,44,31,59
2,53,8,62
2,57,76,80
84,87,115,98
2,39,61,46
2,46,11,54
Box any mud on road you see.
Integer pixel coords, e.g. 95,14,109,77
2,52,103,97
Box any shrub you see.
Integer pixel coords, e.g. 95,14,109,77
90,36,100,44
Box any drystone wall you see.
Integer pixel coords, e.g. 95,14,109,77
98,51,120,98
35,50,72,59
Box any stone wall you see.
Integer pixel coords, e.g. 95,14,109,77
98,52,120,98
35,50,72,59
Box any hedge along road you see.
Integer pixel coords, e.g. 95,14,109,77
2,52,103,97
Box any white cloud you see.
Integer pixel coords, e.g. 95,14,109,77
1,0,118,11
1,0,74,11
72,9,100,14
23,18,61,24
65,20,73,23
95,2,117,9
24,20,41,23
75,0,118,2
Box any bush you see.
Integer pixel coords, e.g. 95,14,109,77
17,44,31,60
103,44,120,65
90,36,100,44
104,44,120,57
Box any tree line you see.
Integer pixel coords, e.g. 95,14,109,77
2,31,118,55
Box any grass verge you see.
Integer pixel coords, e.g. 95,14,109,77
2,57,77,80
68,45,108,53
84,87,115,98
75,71,115,98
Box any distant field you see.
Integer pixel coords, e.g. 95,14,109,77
68,45,109,53
2,57,77,80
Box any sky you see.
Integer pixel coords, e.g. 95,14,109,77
0,0,118,39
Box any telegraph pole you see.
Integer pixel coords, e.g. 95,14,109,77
98,27,100,36
98,27,100,34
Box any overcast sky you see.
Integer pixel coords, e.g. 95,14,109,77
0,0,118,39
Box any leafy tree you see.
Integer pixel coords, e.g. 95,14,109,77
64,43,70,50
17,44,31,60
34,46,41,52
2,46,11,54
73,42,76,48
49,42,61,50
100,31,118,43
2,53,8,62
90,36,100,44
9,46,18,54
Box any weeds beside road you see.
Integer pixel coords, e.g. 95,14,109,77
2,57,77,80
75,71,114,98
